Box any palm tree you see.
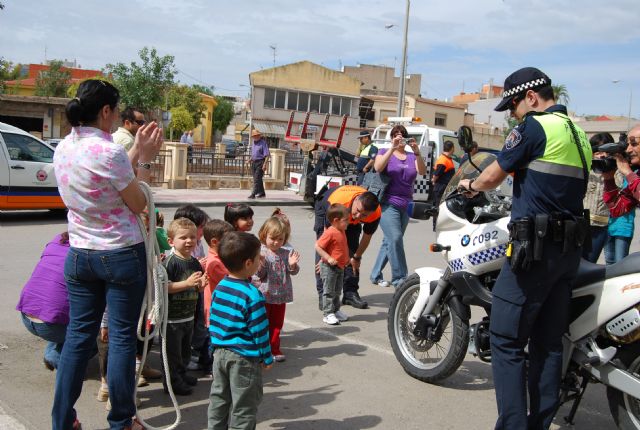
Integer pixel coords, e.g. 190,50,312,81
552,84,570,106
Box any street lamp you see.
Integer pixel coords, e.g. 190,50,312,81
396,0,410,116
612,80,633,131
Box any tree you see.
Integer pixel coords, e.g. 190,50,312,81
552,84,570,106
169,106,195,137
192,84,214,96
0,58,21,94
167,84,206,127
213,96,235,133
105,47,176,112
34,60,71,97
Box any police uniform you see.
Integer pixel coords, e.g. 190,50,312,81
314,185,381,309
356,131,377,185
489,69,592,429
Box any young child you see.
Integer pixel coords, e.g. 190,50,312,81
271,207,293,251
174,204,211,371
315,203,350,325
163,218,208,395
224,203,254,232
202,219,234,326
208,231,273,429
155,209,172,253
255,217,300,362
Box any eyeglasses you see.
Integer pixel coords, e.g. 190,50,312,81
134,120,146,126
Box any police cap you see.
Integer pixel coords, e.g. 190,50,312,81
494,67,552,112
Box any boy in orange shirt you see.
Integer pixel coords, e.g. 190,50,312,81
203,220,235,326
315,203,350,325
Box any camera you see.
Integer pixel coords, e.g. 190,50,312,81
591,140,629,173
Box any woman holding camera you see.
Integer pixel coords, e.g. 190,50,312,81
602,126,640,264
369,125,426,288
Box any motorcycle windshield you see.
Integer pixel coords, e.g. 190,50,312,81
443,152,498,197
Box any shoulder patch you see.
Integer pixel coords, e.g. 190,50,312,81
505,128,522,150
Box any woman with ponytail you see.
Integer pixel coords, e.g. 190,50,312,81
52,79,163,430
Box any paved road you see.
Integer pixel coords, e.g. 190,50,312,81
0,206,633,429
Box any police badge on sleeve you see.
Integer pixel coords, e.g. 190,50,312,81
505,128,522,150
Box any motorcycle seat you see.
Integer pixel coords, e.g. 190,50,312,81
572,259,606,288
605,251,640,280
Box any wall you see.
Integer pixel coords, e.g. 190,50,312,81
343,64,421,97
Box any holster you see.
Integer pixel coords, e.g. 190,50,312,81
508,217,533,273
534,214,548,261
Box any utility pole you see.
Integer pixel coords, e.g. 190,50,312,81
396,0,410,116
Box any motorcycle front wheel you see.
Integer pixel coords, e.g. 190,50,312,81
607,344,640,430
387,273,469,383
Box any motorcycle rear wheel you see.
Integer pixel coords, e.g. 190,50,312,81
607,344,640,430
388,273,469,383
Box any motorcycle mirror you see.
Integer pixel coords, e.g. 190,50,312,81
457,126,474,153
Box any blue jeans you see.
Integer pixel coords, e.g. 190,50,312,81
20,312,67,368
604,235,632,265
52,243,147,430
582,225,608,263
370,203,410,286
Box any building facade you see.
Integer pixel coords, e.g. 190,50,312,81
343,64,421,98
249,61,362,153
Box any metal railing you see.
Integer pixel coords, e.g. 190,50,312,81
148,149,171,186
187,148,251,176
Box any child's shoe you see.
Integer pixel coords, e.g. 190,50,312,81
323,314,340,325
182,373,198,386
96,384,109,402
274,354,286,362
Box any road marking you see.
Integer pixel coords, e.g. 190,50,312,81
0,404,27,430
286,318,394,357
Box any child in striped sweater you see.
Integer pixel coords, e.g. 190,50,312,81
208,231,273,429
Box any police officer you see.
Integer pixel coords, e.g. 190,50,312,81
459,67,592,429
355,130,377,185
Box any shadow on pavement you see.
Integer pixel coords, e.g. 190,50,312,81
0,209,68,225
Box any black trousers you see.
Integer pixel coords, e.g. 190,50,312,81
162,320,193,385
490,239,581,430
251,159,266,196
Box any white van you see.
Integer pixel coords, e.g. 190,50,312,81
0,122,64,210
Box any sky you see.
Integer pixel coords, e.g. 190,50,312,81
1,0,639,118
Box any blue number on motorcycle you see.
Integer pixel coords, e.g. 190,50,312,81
472,230,498,246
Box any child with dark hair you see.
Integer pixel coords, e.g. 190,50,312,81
315,203,350,325
174,204,209,259
202,220,234,326
162,218,208,395
224,203,255,232
255,217,300,362
208,231,272,429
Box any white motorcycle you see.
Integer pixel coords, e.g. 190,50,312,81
388,130,640,429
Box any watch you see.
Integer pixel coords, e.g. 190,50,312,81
137,161,152,170
351,255,362,261
468,179,476,192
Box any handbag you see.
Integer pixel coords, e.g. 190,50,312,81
362,170,390,202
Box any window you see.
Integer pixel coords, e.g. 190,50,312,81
309,94,320,112
298,93,309,111
287,91,298,110
320,95,330,113
264,88,275,108
331,97,341,115
341,98,352,117
2,132,54,162
275,90,286,109
435,113,447,127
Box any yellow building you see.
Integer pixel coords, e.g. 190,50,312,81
249,61,362,153
193,93,218,147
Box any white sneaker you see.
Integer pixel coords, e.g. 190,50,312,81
335,310,349,322
375,280,390,288
323,313,340,325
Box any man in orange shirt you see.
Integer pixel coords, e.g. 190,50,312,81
431,140,456,229
314,185,381,309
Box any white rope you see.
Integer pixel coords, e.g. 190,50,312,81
133,181,182,430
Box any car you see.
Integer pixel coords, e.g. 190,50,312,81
223,140,247,158
45,138,63,148
0,122,65,210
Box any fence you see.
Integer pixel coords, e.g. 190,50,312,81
148,149,171,186
187,148,251,176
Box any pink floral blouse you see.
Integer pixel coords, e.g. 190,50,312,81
53,127,143,250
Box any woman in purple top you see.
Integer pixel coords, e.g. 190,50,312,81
16,232,70,370
370,125,426,287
